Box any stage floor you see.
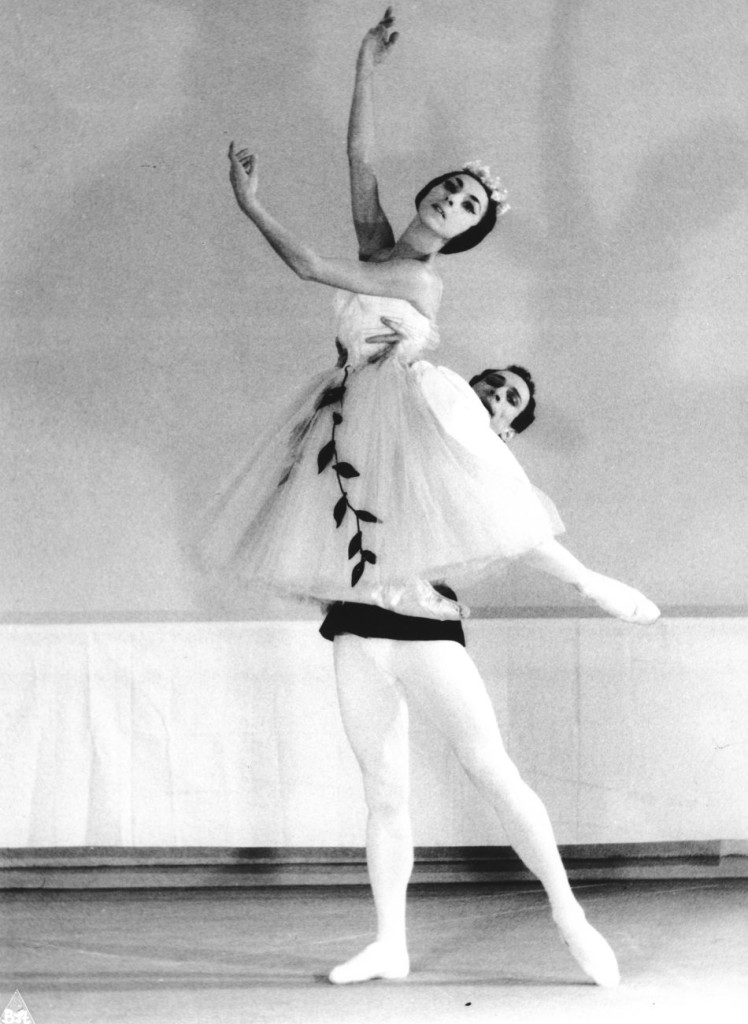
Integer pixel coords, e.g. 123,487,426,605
1,879,747,1023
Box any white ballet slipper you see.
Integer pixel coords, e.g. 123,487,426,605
328,941,410,985
579,572,660,625
554,910,620,987
371,580,467,621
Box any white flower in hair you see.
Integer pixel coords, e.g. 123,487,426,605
462,160,510,214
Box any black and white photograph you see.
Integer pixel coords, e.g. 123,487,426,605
1,1,747,1021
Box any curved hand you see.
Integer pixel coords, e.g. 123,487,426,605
228,142,258,209
357,6,398,72
365,316,406,346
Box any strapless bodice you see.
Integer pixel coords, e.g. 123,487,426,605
333,291,439,367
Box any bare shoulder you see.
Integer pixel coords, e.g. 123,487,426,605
326,253,442,318
375,257,441,316
384,258,442,318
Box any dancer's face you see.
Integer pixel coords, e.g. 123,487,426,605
418,174,489,241
472,370,530,439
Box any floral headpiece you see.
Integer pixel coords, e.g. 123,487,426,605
462,160,510,215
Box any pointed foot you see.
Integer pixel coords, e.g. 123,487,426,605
580,572,660,625
328,942,410,985
555,910,620,987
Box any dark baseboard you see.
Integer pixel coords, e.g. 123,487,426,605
1,841,747,889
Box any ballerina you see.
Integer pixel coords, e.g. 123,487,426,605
205,8,562,619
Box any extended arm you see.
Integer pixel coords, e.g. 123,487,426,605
348,8,398,258
228,146,438,314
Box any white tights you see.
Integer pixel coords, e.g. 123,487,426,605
330,635,619,986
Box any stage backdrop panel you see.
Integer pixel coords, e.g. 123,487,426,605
1,617,746,848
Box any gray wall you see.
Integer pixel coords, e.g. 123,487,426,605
2,0,747,619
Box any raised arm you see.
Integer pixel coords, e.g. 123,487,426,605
347,8,398,259
228,145,439,316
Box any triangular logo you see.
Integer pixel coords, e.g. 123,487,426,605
1,991,36,1024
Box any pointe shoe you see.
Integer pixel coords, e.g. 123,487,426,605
328,941,410,985
579,572,661,625
371,580,467,621
555,912,620,988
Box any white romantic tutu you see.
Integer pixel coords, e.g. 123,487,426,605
198,291,563,607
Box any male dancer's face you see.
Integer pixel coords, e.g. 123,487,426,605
471,370,530,437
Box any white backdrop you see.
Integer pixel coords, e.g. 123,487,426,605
2,617,746,847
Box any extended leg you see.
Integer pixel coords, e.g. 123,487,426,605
396,641,619,987
329,635,412,983
521,539,660,624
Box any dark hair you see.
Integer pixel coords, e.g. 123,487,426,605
468,364,536,434
414,171,498,254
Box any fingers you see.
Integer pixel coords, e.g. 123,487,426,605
376,6,396,45
228,143,255,173
366,317,404,344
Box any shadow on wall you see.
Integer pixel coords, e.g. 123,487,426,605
512,1,745,601
1,1,210,616
522,0,747,437
467,0,747,610
1,0,344,620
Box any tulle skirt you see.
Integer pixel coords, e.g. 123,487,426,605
197,355,562,606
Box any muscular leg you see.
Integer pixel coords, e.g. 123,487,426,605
329,635,412,983
394,640,620,987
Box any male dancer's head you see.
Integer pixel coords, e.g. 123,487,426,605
469,365,536,442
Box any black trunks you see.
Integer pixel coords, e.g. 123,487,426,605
319,585,465,646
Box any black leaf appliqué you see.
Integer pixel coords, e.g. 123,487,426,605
315,365,381,587
335,338,349,368
356,509,381,524
317,441,336,473
333,497,347,528
316,386,346,410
